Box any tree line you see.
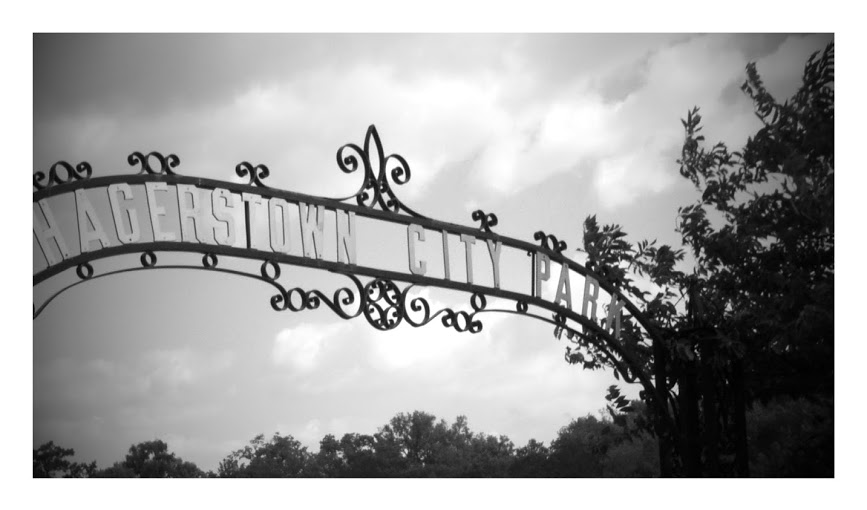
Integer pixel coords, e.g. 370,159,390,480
34,389,831,478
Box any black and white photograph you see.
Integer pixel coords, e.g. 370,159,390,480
20,9,848,502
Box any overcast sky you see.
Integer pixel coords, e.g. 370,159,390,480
33,33,833,472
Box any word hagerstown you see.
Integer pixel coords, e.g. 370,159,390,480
34,182,623,336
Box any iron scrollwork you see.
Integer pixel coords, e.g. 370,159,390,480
128,151,180,175
400,286,485,334
235,162,271,187
33,161,93,191
534,230,567,254
335,125,428,219
472,210,498,233
265,264,366,320
362,278,404,331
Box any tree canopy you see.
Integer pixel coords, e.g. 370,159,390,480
564,42,834,476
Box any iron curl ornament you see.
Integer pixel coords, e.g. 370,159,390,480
128,151,180,175
335,125,428,219
472,210,499,233
534,230,568,254
33,161,92,191
363,278,404,331
235,162,271,187
400,286,485,334
267,269,366,320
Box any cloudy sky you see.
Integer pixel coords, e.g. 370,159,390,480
33,33,833,472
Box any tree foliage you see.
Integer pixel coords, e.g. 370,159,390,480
218,433,310,477
571,42,833,374
119,439,204,478
563,42,834,476
33,441,96,478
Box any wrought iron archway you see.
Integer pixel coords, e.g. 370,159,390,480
33,125,680,475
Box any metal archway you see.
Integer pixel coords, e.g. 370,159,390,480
33,125,680,475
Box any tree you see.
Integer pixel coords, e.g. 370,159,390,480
675,43,834,401
111,439,205,478
377,411,439,467
306,433,345,477
218,433,310,477
744,395,833,477
567,42,834,476
508,439,550,477
546,416,606,477
92,463,136,478
33,441,96,478
463,433,514,477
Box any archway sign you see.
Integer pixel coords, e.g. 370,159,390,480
33,125,677,470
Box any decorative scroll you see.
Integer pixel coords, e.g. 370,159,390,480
33,161,92,191
235,162,271,187
364,279,404,331
335,125,427,219
400,286,485,333
34,249,647,388
472,210,499,233
128,151,180,175
534,230,567,253
261,262,366,321
39,249,647,387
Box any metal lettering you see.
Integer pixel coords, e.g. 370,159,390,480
211,188,236,246
582,276,600,322
107,183,141,244
33,200,70,265
176,184,207,243
533,251,550,298
298,202,326,259
268,198,293,253
485,239,502,289
407,224,427,276
605,295,624,339
145,182,176,242
336,210,357,265
554,262,572,310
459,234,476,284
241,193,265,249
75,189,111,253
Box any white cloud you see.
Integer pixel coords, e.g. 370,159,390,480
272,322,350,372
134,348,236,396
594,150,677,209
140,348,195,390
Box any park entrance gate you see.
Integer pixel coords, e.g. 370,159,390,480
33,125,707,476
